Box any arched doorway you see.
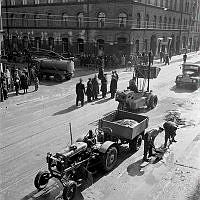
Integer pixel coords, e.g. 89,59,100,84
150,35,157,55
97,39,104,56
135,40,139,53
117,37,128,56
35,37,41,50
22,36,29,49
62,38,69,53
48,37,54,51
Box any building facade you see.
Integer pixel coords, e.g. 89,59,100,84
2,0,200,58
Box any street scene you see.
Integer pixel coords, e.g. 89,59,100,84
0,0,200,200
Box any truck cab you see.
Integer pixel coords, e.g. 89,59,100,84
176,62,200,90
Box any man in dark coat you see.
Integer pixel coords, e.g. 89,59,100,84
183,53,187,63
20,73,29,94
110,71,118,99
86,78,93,102
101,74,107,98
92,74,99,100
163,121,178,148
143,127,164,162
76,78,85,106
14,77,20,95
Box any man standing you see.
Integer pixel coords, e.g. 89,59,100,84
128,75,138,93
183,53,187,63
110,71,118,99
101,74,107,98
92,74,99,100
163,121,178,148
76,78,85,106
86,78,93,102
143,127,164,162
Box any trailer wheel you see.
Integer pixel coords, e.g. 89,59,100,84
34,171,50,190
102,146,118,172
129,134,142,152
62,181,77,200
148,95,158,109
54,74,63,82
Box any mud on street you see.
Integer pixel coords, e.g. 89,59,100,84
0,52,200,200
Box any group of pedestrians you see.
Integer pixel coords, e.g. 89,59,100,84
76,69,119,107
160,51,171,65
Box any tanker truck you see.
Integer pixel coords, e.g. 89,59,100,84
34,57,75,82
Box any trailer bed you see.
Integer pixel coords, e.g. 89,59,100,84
99,110,149,140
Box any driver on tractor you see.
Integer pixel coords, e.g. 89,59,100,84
128,75,138,93
84,130,96,147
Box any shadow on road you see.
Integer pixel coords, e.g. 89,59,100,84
127,159,144,177
92,96,112,105
170,85,195,93
53,104,79,115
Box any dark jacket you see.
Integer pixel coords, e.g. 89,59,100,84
110,75,118,93
76,82,85,100
101,75,107,93
92,78,99,94
163,121,177,137
86,80,93,97
20,74,28,89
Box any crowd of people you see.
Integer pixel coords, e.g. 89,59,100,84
76,69,119,107
0,66,39,102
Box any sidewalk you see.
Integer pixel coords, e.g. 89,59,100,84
147,127,200,200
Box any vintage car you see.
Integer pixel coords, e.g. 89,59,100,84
176,62,200,90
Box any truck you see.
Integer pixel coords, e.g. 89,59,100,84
175,61,200,90
34,110,149,200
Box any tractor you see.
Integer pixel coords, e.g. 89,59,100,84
116,64,161,112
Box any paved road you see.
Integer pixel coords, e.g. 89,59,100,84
0,52,200,200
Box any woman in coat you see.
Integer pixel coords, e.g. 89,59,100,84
86,78,93,102
92,74,99,100
20,73,28,94
110,72,118,99
101,74,107,98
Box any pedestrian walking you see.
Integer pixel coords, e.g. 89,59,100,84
160,51,163,63
101,74,107,98
92,74,99,100
165,53,170,65
110,71,118,99
14,77,20,95
34,76,39,91
86,78,93,102
20,72,29,94
163,121,178,148
76,78,85,106
143,127,164,162
183,53,187,63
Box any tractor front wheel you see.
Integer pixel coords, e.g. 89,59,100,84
129,134,143,152
102,146,118,172
62,181,77,200
34,171,50,190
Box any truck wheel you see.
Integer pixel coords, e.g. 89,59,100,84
54,74,63,82
62,181,77,200
103,146,118,172
117,103,124,110
129,134,142,152
148,95,158,109
34,171,50,190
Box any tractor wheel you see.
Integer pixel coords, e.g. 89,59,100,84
129,134,143,152
62,181,77,200
148,95,158,109
34,171,50,190
102,146,118,172
54,74,63,82
117,102,124,110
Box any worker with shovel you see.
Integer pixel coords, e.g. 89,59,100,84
143,127,164,162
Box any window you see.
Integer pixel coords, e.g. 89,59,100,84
23,0,27,5
10,14,14,27
170,0,173,9
154,0,158,6
178,18,181,29
172,17,175,29
174,0,177,10
164,16,167,29
47,13,51,27
10,0,15,5
62,13,68,26
159,16,162,29
160,0,163,7
22,14,25,27
153,15,157,28
145,14,149,28
34,15,40,27
47,0,54,3
35,0,40,4
137,13,141,28
77,12,84,28
165,0,168,8
118,12,127,28
168,17,171,29
98,12,105,28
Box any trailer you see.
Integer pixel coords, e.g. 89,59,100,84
98,110,149,151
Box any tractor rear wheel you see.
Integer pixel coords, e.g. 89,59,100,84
34,171,50,190
148,95,158,109
63,181,77,200
129,134,143,152
102,146,118,172
54,74,63,82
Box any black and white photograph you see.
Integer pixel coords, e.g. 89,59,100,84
0,0,200,199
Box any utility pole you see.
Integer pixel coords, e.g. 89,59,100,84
5,0,10,51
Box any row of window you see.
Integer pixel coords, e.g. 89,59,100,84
6,12,191,30
6,0,192,14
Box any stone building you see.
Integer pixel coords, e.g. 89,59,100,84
2,0,200,58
